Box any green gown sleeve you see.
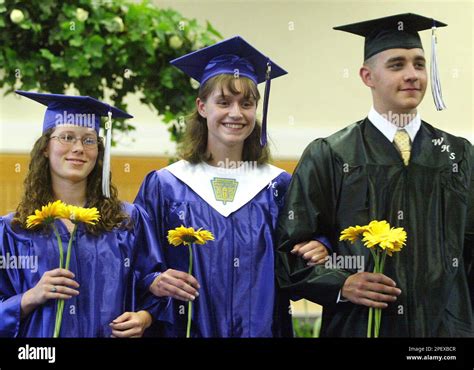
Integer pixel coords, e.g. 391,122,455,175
275,138,352,307
464,144,474,309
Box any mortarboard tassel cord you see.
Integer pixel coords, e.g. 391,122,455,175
260,61,272,147
431,24,446,111
102,111,112,198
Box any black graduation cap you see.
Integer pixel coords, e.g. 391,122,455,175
334,13,447,110
334,13,447,60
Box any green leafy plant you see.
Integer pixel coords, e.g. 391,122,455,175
292,300,322,338
292,316,321,338
0,0,222,144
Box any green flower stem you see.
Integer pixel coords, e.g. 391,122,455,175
367,249,383,338
369,248,377,262
376,251,388,337
51,224,63,269
379,251,387,274
375,307,381,338
51,224,63,338
186,244,193,338
376,250,381,338
373,249,387,338
53,224,78,338
65,224,78,270
367,307,373,338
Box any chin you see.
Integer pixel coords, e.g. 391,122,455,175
222,140,244,148
223,134,249,144
396,100,420,112
63,171,89,183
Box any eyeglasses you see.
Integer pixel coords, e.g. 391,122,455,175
49,133,100,150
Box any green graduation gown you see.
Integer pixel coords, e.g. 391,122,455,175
276,118,474,337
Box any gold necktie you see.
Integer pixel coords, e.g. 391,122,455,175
393,129,411,166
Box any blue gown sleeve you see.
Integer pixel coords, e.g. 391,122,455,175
313,235,332,252
128,203,171,323
0,216,24,337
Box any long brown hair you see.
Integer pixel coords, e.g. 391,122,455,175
13,128,130,235
178,74,271,164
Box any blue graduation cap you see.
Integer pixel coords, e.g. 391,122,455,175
334,13,447,110
15,90,134,198
170,36,288,146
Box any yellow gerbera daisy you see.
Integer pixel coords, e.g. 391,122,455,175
194,228,215,245
67,205,100,225
167,226,214,246
339,225,368,243
384,227,407,256
360,220,390,248
362,221,406,253
26,200,69,228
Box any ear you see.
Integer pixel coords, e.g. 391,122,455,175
359,65,375,88
196,97,207,118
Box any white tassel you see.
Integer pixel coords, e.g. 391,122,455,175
431,26,446,111
102,111,112,198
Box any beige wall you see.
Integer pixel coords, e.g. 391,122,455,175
1,1,472,159
156,0,474,142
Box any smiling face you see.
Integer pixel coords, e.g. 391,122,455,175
196,77,258,154
45,125,99,185
360,48,427,114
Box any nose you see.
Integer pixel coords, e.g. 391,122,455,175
71,138,85,153
228,102,243,119
403,64,420,83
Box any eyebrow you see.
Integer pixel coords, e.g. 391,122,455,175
385,55,426,64
215,93,256,101
57,130,96,137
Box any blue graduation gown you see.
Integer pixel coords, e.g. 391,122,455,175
134,160,293,337
0,202,168,337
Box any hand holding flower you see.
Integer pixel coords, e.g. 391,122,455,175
26,200,99,337
340,220,406,337
150,268,200,302
20,268,79,318
166,226,214,338
341,271,401,308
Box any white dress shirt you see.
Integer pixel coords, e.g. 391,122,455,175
367,106,421,143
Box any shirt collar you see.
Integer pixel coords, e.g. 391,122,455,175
368,107,421,142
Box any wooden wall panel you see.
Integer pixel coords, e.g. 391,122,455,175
0,153,298,215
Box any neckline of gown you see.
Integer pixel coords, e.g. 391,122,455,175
53,219,84,237
361,118,453,168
